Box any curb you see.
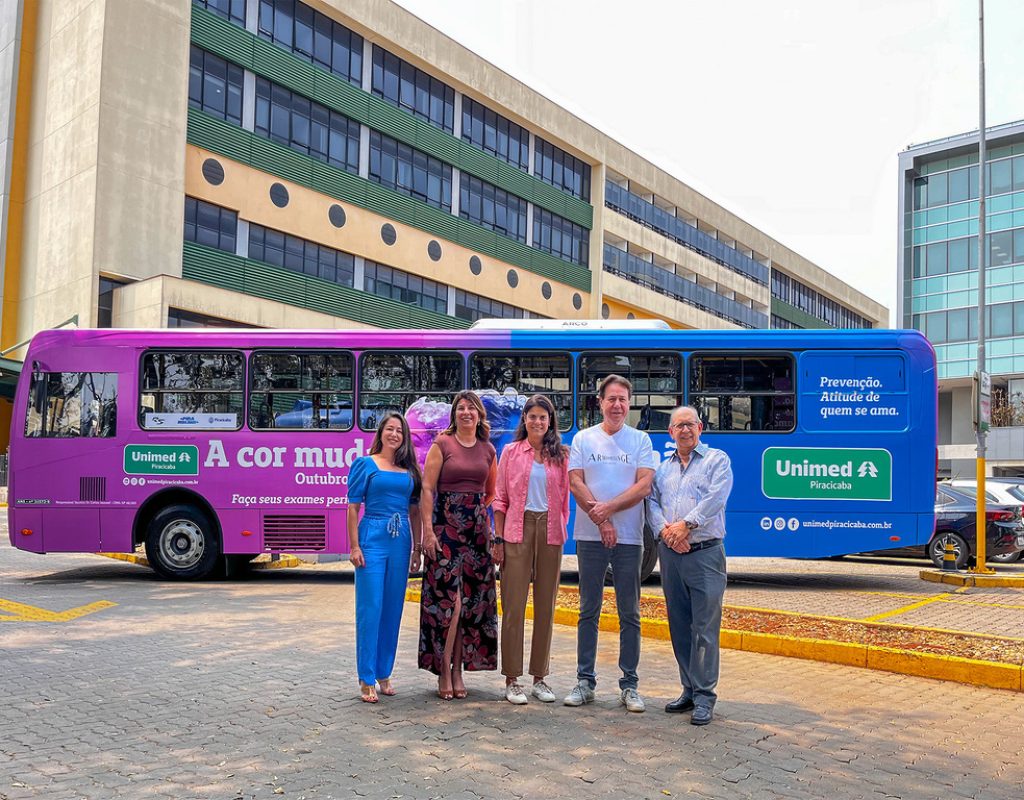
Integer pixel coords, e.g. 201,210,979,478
97,552,305,570
405,585,1024,693
920,569,1024,588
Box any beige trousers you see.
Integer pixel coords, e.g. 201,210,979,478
499,510,564,679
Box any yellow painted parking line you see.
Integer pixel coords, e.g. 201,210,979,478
862,594,948,622
0,598,117,623
941,597,1024,611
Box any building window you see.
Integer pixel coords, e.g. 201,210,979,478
771,270,870,329
368,131,452,211
532,207,589,267
255,77,360,173
193,0,246,25
184,197,237,253
257,0,363,86
167,309,257,328
454,290,535,322
461,97,529,171
371,45,454,133
363,261,448,315
770,314,803,330
459,174,528,242
534,137,590,201
248,223,356,287
97,277,129,329
188,46,244,126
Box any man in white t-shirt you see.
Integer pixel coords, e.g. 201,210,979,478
563,375,656,713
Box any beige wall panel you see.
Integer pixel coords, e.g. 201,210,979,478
185,147,589,319
26,101,99,202
602,212,769,307
41,0,102,139
602,272,736,331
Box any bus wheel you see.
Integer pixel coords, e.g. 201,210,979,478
640,524,659,582
145,504,220,580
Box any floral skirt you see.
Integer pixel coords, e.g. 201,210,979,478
418,491,498,674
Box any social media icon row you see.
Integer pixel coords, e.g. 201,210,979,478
760,516,800,532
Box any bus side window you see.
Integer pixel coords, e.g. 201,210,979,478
577,352,682,431
25,372,118,438
358,351,464,431
689,353,795,432
469,351,573,431
249,351,354,431
140,351,244,430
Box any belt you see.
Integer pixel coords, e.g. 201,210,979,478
364,513,405,537
668,538,722,555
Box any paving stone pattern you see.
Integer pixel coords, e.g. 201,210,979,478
3,542,1024,800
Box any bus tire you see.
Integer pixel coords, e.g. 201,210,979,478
604,524,660,585
145,504,220,581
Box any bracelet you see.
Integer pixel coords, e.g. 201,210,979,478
413,544,423,552
492,537,504,545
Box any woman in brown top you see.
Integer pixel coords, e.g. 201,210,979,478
419,390,498,700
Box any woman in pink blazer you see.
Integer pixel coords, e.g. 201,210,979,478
491,394,570,705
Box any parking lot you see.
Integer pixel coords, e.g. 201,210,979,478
4,533,1024,800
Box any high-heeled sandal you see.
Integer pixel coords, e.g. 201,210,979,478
359,682,378,703
377,678,395,696
452,670,467,699
437,675,453,701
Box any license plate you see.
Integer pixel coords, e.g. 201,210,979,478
1016,534,1024,547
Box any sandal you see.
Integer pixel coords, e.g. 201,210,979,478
437,675,453,701
359,682,378,703
452,668,467,699
378,678,395,696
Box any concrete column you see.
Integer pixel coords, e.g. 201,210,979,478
245,0,258,34
447,285,456,316
236,220,250,258
354,255,366,290
358,125,370,179
451,169,460,217
361,38,373,91
452,93,462,139
525,203,534,246
242,71,256,131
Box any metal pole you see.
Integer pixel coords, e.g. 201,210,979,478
973,0,993,574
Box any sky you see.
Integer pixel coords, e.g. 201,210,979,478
393,0,1024,325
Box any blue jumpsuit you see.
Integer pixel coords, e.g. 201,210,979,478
348,456,416,686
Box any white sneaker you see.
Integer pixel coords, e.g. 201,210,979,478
505,682,528,705
563,680,596,707
531,680,557,703
620,687,646,713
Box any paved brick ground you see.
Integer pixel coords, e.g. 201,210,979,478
3,541,1024,800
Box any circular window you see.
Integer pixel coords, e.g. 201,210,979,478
627,312,636,320
381,223,397,245
572,293,583,311
506,269,519,288
428,240,443,261
328,204,347,228
601,303,610,319
269,182,289,208
469,255,482,275
202,158,224,186
541,282,552,300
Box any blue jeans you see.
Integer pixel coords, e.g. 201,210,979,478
659,540,727,709
354,515,411,685
575,540,642,690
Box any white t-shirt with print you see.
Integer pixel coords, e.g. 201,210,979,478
569,424,657,545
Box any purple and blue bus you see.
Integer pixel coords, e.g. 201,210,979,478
7,321,937,580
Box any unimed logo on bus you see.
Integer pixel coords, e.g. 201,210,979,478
761,447,892,502
124,445,200,476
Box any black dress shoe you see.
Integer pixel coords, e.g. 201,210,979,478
690,705,713,726
665,694,695,713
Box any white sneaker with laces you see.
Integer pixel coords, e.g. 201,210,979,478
505,682,528,705
563,680,596,707
620,687,646,713
531,680,556,703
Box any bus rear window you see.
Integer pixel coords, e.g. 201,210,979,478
359,351,463,430
26,372,118,438
689,353,795,432
578,352,682,431
140,351,244,429
470,352,573,431
250,351,353,430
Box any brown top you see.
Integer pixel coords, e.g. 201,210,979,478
435,433,496,493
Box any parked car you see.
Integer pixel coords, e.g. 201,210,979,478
868,484,1024,568
947,479,1024,562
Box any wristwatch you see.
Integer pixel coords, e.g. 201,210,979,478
492,537,504,545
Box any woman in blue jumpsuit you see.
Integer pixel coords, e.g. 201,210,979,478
347,412,423,703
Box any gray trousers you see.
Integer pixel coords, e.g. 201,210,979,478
575,540,642,690
659,540,727,709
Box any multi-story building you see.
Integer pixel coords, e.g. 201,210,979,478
898,120,1024,477
0,0,884,420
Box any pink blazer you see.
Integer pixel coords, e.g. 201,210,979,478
492,439,570,545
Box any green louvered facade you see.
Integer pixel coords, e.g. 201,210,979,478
187,109,592,291
182,241,470,329
190,6,593,230
770,297,833,329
